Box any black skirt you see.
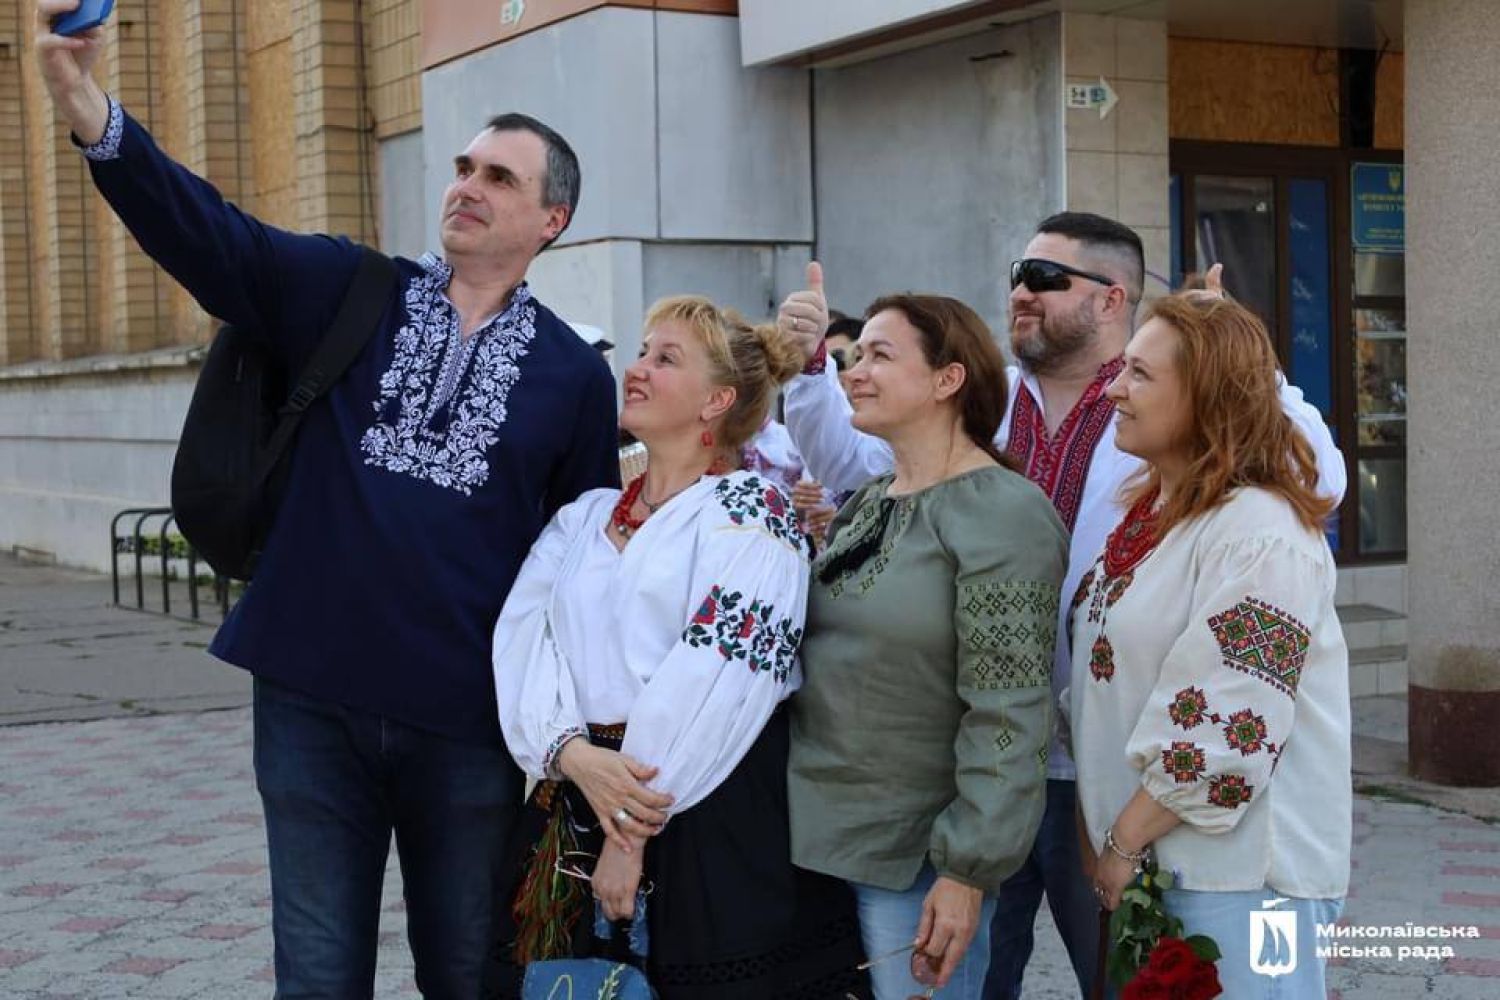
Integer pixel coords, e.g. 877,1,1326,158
489,709,870,999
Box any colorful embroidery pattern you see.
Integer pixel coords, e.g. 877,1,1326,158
1005,357,1124,531
1070,568,1096,616
1086,569,1136,625
361,256,536,495
1089,635,1115,682
1207,774,1254,810
1168,686,1210,730
959,580,1058,691
683,585,802,684
1223,708,1269,756
714,476,808,554
1162,741,1207,784
1208,597,1311,698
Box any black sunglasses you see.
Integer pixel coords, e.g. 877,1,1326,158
1010,257,1116,293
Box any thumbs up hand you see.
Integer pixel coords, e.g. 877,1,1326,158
777,261,830,364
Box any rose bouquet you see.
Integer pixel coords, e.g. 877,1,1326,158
1108,858,1222,999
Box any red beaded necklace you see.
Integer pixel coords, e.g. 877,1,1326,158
610,474,651,538
610,459,735,539
1103,489,1162,579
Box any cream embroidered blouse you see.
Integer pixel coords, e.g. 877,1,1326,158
1070,487,1352,898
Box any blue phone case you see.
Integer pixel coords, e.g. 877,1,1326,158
52,0,115,37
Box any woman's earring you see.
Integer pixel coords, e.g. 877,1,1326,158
700,429,715,448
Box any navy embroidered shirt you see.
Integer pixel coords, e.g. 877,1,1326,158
82,101,620,744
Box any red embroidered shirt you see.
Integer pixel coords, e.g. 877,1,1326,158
1005,357,1125,532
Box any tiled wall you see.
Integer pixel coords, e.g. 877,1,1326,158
1062,13,1170,299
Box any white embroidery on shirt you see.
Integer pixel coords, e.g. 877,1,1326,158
81,98,125,162
360,254,536,495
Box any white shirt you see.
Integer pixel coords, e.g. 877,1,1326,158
492,471,809,813
1069,488,1351,898
783,361,1346,780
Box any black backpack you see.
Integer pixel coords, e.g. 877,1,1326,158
170,247,398,580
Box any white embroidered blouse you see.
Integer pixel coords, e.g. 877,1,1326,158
1069,488,1352,898
493,471,810,814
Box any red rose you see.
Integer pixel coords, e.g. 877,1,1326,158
739,611,757,638
1148,936,1196,978
1122,970,1172,1000
765,487,785,515
1182,961,1223,998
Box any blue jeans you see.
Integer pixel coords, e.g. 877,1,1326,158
1161,888,1342,999
983,780,1099,999
853,864,999,999
253,677,524,999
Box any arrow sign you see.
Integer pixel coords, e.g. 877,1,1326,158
1066,77,1119,119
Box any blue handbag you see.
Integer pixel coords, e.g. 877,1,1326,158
521,897,655,1000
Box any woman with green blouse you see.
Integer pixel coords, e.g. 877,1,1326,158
788,295,1068,998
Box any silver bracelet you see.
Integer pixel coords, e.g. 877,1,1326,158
1104,826,1151,865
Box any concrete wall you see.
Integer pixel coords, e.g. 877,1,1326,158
0,361,195,572
422,9,815,385
1404,0,1500,784
740,0,1013,65
378,131,428,260
812,15,1064,335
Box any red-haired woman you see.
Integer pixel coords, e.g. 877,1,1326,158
1070,292,1350,996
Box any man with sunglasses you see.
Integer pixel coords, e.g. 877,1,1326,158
776,211,1346,999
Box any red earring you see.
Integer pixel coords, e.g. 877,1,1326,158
701,429,715,448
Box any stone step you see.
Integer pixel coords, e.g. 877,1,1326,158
1349,643,1407,698
1337,602,1407,652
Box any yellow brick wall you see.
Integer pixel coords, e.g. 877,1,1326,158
0,1,35,364
0,0,401,363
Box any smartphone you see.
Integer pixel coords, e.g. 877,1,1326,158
52,0,116,37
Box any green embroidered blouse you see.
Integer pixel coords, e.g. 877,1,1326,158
788,466,1068,892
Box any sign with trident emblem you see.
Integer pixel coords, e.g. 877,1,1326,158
1250,898,1298,976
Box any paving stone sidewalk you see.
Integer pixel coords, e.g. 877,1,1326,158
3,554,1499,997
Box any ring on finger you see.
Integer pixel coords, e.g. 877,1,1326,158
613,806,632,825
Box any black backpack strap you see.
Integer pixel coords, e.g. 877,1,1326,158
254,246,398,486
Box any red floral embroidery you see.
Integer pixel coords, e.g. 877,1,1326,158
1005,357,1124,531
1168,687,1209,730
1207,774,1254,809
1222,708,1269,756
1090,635,1116,682
714,476,807,553
1071,568,1096,615
1162,742,1207,784
682,585,802,683
1208,597,1311,699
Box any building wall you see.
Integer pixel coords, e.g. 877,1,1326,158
0,0,420,570
422,7,813,372
1063,13,1170,298
813,16,1064,334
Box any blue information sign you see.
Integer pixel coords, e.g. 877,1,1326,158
1351,163,1404,253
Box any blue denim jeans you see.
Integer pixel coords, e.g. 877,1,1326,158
853,863,998,999
982,779,1099,999
1161,888,1342,1000
253,677,524,999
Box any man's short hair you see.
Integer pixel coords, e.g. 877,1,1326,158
486,113,581,248
1035,211,1145,304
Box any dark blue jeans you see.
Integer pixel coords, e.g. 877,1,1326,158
982,779,1099,1000
253,677,523,1000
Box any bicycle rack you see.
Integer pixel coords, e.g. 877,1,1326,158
109,508,230,621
